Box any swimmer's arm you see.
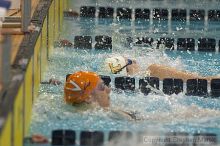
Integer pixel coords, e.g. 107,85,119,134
41,79,62,85
147,64,204,82
109,108,142,121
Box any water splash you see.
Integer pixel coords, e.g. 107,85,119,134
31,8,220,137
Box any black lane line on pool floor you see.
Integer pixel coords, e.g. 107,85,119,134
50,129,218,146
64,6,220,24
65,74,220,97
100,75,220,97
56,35,220,52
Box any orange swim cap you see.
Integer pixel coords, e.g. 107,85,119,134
64,71,100,104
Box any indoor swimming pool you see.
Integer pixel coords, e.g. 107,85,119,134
29,0,220,145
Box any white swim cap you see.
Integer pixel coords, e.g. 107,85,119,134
104,56,127,75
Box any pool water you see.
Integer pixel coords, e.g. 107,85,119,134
30,1,220,139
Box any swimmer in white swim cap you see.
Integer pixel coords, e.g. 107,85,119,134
104,56,220,82
104,56,140,76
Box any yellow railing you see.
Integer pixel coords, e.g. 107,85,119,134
0,0,67,145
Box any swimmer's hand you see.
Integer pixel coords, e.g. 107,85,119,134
119,110,142,121
110,108,142,121
31,134,49,144
41,79,62,85
49,79,62,85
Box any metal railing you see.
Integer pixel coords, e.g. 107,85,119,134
0,1,12,97
1,0,31,34
0,0,32,96
0,36,11,97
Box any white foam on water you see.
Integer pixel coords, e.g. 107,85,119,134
30,4,220,137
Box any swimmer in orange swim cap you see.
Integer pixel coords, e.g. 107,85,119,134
63,71,140,120
64,71,111,107
104,56,220,82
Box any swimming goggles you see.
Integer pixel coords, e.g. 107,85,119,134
114,59,133,74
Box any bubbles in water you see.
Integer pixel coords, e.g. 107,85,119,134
187,50,191,54
176,27,183,31
31,8,220,136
